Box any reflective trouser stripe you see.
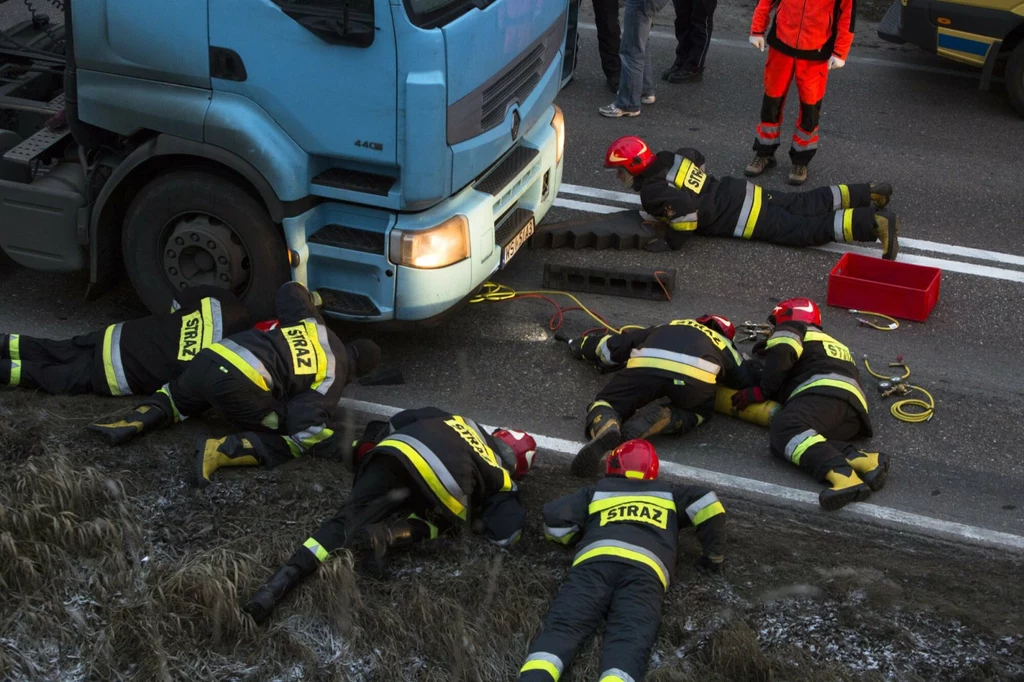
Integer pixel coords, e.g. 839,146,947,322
685,492,725,526
380,437,468,520
626,357,718,384
285,437,303,458
668,212,699,232
589,400,614,412
307,319,336,394
520,652,564,680
833,209,855,243
596,335,613,365
733,183,763,239
599,669,636,682
544,525,578,544
573,540,670,590
209,341,273,392
839,185,850,209
303,537,328,562
7,334,20,386
102,324,132,396
157,384,185,423
791,374,869,412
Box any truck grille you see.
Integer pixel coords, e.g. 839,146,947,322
481,45,544,131
475,145,539,196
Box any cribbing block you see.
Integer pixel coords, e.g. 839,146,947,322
543,264,676,301
530,210,654,250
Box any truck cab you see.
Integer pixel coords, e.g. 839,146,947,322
878,0,1024,115
0,0,568,321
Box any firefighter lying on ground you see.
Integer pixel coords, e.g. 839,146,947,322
731,297,889,510
242,406,538,623
519,439,726,682
569,315,760,477
1,286,250,396
87,282,381,485
603,135,900,260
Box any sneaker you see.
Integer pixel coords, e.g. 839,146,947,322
869,181,893,209
641,94,656,105
788,164,809,185
744,154,776,177
599,103,641,118
667,69,703,83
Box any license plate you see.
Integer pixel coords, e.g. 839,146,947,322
500,218,535,268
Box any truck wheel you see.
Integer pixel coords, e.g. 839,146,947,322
122,171,290,319
1008,42,1024,118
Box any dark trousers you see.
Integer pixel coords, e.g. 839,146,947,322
769,395,862,481
1,331,106,395
672,0,717,72
595,368,713,432
593,0,622,79
289,454,430,574
520,561,663,682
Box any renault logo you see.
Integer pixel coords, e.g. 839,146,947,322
511,110,521,141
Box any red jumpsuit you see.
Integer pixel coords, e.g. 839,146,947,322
750,0,855,165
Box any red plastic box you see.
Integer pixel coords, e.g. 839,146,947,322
827,252,941,322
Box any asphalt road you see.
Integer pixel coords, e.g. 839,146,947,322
2,8,1023,539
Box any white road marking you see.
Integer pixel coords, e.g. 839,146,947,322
340,398,1024,552
576,23,989,80
555,186,1024,283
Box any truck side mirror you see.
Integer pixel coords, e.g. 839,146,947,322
274,0,376,48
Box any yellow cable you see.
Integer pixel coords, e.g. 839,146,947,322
470,281,634,333
862,356,934,423
850,309,900,331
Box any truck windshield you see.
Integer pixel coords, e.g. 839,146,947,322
403,0,495,29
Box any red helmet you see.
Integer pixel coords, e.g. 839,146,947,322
696,314,736,341
255,319,280,332
492,429,538,480
606,439,660,480
769,298,822,327
604,136,656,175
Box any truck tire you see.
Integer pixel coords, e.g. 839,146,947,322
122,171,290,320
1008,42,1024,118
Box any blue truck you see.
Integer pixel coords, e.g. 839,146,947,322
0,0,570,321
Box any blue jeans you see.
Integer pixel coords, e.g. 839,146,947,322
615,0,669,111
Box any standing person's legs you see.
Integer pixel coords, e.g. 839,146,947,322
748,49,795,174
789,58,830,168
664,0,693,77
667,0,716,80
610,0,666,114
593,0,622,89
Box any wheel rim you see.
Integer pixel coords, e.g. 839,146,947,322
161,213,251,296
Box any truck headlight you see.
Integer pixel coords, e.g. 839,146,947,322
551,105,565,164
389,215,470,269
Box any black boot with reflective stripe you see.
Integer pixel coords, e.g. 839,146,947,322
873,210,900,260
819,467,872,511
622,403,692,441
573,402,623,477
358,514,439,577
243,563,305,624
869,182,893,209
194,436,261,487
846,451,890,492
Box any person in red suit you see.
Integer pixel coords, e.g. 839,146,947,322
744,0,855,185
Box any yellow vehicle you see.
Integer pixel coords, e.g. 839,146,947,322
878,0,1024,115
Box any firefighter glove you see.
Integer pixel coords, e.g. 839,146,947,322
827,55,846,70
568,336,585,359
731,387,765,411
749,35,765,51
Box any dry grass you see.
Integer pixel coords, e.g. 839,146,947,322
0,393,1022,681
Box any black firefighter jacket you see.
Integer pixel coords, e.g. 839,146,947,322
361,406,526,547
102,285,250,396
760,321,873,436
542,477,727,590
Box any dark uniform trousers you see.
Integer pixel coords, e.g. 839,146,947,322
769,394,862,482
593,0,622,80
694,177,876,249
1,332,106,395
672,0,717,73
520,561,663,682
594,368,711,438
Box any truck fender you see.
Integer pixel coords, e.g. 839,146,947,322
88,134,316,293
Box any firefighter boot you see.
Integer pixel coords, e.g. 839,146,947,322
194,435,260,487
788,165,809,186
744,154,776,177
869,182,893,209
819,468,872,511
87,404,169,445
846,451,890,492
572,402,623,477
873,210,900,260
622,403,690,440
243,563,306,624
359,514,438,576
